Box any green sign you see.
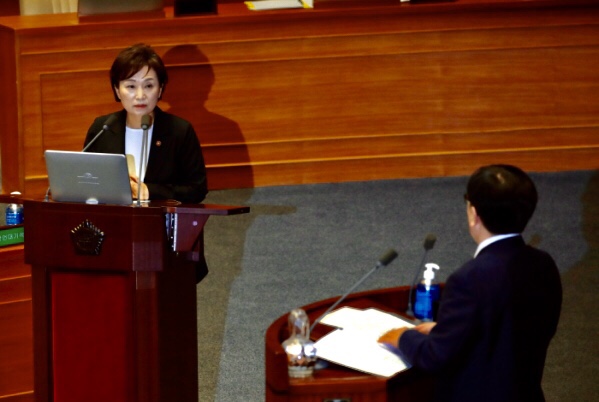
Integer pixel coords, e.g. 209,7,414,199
0,225,24,247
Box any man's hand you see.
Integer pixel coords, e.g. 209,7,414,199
414,322,437,335
378,327,410,347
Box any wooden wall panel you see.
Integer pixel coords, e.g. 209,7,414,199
0,245,28,278
40,71,113,151
0,1,598,197
0,275,31,302
215,127,598,164
240,147,598,187
0,26,19,195
0,246,33,401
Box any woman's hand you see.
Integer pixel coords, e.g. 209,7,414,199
130,175,149,201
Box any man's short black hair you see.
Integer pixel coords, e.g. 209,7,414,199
465,164,538,234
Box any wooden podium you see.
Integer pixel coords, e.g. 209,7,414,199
23,199,248,402
265,286,435,402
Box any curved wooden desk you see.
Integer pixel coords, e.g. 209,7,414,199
265,286,434,402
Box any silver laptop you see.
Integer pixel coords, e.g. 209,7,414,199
78,0,164,16
45,150,133,205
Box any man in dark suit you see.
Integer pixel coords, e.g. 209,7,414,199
379,164,562,402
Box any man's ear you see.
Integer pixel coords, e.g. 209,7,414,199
467,204,480,228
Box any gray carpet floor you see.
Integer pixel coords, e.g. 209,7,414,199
197,170,599,402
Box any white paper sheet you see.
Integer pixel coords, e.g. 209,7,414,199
314,307,415,377
245,0,313,11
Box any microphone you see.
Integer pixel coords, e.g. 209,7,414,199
405,234,436,317
136,114,152,206
82,114,117,152
45,114,117,201
309,248,399,334
141,114,152,130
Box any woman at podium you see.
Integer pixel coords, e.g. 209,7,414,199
83,43,208,204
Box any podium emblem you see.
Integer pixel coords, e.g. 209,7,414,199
70,219,105,255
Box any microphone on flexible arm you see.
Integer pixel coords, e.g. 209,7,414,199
44,114,117,202
82,114,118,153
309,248,399,334
405,234,437,317
136,114,152,207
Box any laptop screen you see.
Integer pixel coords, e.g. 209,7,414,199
45,150,133,205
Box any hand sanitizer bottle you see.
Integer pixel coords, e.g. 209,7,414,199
414,263,441,321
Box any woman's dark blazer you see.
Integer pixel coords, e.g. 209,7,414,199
84,107,208,203
399,235,562,402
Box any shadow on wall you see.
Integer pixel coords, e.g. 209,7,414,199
543,170,599,401
160,44,258,401
161,44,254,191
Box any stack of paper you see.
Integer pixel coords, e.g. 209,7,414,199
245,0,313,11
314,307,415,377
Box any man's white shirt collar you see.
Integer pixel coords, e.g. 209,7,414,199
474,233,520,257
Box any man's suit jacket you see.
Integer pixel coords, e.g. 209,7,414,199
84,107,208,203
400,236,562,402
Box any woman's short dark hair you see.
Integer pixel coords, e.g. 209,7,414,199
109,43,168,102
465,164,538,234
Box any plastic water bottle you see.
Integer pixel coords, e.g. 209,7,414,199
5,191,24,226
414,263,441,321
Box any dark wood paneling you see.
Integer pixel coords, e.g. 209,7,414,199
0,301,33,398
0,395,34,402
0,246,33,401
0,0,19,16
0,245,28,279
0,276,31,303
24,200,210,402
